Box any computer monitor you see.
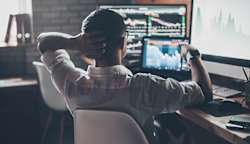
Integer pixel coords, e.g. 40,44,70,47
191,0,250,80
99,5,188,53
141,37,190,72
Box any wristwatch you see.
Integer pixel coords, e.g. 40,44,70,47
186,49,201,61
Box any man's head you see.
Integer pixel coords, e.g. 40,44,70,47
81,9,127,62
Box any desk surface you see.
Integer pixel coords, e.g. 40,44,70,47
0,77,37,88
178,97,250,144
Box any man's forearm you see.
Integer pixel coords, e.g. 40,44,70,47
190,58,213,102
37,32,80,54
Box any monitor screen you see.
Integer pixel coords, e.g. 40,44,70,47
142,37,189,71
191,0,250,67
99,5,187,53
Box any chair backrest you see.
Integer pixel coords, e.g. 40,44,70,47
33,61,67,111
74,109,150,144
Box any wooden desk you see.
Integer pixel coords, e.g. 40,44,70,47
178,103,250,144
0,77,37,88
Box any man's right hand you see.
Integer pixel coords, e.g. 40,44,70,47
180,44,200,64
181,44,213,102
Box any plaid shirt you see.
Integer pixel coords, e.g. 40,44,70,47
41,49,204,125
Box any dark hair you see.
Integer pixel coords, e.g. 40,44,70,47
81,9,126,57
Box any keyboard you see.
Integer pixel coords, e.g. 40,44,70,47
212,84,242,98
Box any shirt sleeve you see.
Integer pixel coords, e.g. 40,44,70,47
41,49,87,96
130,73,205,114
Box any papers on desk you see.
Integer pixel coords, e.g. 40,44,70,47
212,84,242,98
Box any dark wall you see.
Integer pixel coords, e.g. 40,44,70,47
0,46,27,78
0,0,132,77
32,0,131,37
27,0,132,75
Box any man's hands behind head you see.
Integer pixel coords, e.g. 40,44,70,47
75,32,106,59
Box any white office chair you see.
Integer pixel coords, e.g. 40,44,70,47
74,109,150,144
33,61,67,144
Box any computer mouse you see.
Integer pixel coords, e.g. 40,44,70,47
218,99,242,112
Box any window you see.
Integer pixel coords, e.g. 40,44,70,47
0,0,32,46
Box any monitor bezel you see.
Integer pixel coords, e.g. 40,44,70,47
201,54,250,68
98,4,189,38
98,3,188,8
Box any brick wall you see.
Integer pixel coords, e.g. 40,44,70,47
33,0,131,37
23,0,132,75
0,46,26,77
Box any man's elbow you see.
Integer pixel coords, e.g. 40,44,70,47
37,33,49,54
204,90,213,102
203,85,213,102
197,82,213,102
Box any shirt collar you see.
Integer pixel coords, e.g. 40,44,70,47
87,65,133,77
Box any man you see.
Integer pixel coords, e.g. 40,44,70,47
37,8,212,129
